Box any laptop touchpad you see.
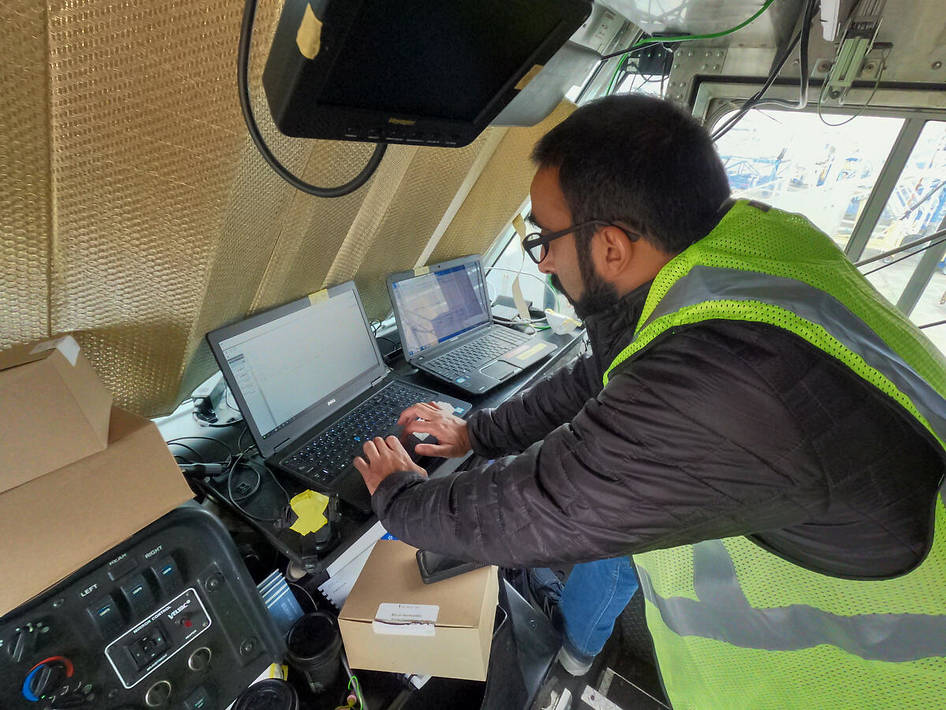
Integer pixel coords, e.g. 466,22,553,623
480,360,518,381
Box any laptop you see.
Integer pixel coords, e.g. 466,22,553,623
206,281,471,513
387,255,557,395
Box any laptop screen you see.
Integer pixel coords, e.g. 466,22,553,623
390,259,491,358
214,286,383,441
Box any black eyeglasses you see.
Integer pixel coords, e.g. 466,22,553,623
521,219,636,264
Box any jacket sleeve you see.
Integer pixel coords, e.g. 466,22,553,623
372,326,828,567
466,350,601,457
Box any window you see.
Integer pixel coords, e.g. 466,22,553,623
485,219,571,319
858,122,946,307
714,110,903,249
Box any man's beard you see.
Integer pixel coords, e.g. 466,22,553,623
550,260,620,320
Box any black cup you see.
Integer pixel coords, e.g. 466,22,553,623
285,612,343,694
232,678,299,710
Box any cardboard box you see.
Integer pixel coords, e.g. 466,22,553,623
0,407,195,614
0,336,112,490
339,540,498,681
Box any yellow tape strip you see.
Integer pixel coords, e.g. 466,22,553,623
296,4,323,60
308,289,329,305
512,214,527,240
414,266,430,276
514,64,544,91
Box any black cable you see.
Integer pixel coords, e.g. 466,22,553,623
238,424,255,455
166,436,234,460
238,0,387,197
861,236,946,276
711,0,818,142
919,318,946,331
710,30,801,141
854,228,946,267
226,454,293,523
167,442,205,462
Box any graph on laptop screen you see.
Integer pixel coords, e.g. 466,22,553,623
391,262,490,357
218,290,380,438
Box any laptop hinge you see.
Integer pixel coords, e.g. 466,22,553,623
371,373,387,388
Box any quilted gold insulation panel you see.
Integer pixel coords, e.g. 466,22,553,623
2,0,570,416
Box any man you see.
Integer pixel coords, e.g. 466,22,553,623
354,95,946,708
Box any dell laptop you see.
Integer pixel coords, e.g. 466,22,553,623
207,281,471,512
387,255,557,395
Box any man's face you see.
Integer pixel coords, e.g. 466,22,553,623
529,166,619,319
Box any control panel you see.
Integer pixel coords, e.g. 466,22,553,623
0,505,281,709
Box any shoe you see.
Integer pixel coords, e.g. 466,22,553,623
556,644,594,677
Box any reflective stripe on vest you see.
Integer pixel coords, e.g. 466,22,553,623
636,515,946,663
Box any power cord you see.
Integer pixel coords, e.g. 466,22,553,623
226,453,294,524
711,0,818,142
238,0,387,197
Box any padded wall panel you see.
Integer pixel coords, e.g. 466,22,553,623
324,131,502,319
3,1,556,416
429,102,576,265
45,0,255,414
1,1,50,350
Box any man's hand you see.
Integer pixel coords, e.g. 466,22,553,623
353,436,427,495
397,401,472,458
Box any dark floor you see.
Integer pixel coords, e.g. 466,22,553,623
529,590,670,710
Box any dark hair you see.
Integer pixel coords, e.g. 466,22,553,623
531,94,731,255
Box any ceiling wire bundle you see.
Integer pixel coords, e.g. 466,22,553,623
599,0,780,97
710,0,820,142
238,0,387,197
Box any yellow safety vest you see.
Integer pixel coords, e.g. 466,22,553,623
603,200,946,709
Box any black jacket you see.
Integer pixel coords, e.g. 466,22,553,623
373,283,945,578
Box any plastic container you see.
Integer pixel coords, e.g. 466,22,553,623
232,679,299,710
285,611,343,694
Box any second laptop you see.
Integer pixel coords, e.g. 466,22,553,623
387,255,556,395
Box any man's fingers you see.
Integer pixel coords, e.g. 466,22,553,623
402,419,442,439
414,443,452,458
397,403,429,426
353,456,367,472
385,435,405,451
362,439,379,459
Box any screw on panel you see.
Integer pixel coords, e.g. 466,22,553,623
934,61,943,70
818,60,833,73
713,65,720,71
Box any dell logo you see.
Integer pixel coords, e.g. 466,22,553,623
327,399,336,406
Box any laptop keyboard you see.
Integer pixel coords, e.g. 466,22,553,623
281,381,438,485
426,328,527,380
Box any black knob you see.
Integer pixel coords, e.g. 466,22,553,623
9,626,34,663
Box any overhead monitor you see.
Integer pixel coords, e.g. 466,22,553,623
262,0,592,147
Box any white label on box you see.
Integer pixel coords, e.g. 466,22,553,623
372,603,439,636
580,685,624,710
30,335,80,367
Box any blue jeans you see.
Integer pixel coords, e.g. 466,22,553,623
559,557,640,661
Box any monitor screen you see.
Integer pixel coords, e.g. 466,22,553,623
320,5,563,122
217,289,381,439
262,0,592,144
391,260,491,358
